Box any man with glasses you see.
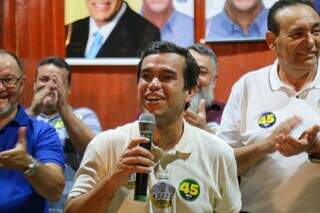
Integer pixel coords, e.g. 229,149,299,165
27,56,102,211
0,50,65,212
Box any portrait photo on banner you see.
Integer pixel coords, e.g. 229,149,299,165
64,0,194,61
205,0,278,42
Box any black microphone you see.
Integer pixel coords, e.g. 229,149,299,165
134,112,156,202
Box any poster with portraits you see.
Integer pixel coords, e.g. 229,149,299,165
65,0,194,62
205,0,278,42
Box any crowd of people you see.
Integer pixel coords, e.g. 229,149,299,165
1,0,320,212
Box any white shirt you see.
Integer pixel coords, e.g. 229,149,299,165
218,60,320,213
69,120,241,213
85,2,127,55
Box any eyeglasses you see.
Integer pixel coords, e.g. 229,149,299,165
0,76,23,87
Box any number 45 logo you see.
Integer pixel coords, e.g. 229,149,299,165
258,112,276,128
178,178,200,201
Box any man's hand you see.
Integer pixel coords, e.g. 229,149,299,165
265,116,302,154
28,85,52,116
110,137,154,185
275,124,320,157
52,74,68,112
0,127,31,171
185,99,208,129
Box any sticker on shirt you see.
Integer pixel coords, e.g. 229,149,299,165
150,181,175,209
258,112,276,128
54,119,64,129
126,173,136,189
178,178,200,201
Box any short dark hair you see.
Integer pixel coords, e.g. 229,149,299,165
187,43,217,73
268,0,315,35
36,56,72,84
137,41,199,91
0,49,24,74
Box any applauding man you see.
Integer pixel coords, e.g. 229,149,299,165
0,50,65,212
27,57,101,211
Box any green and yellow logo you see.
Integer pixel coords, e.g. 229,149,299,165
258,112,276,128
178,178,200,201
54,119,64,129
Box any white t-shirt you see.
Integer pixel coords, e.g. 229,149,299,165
68,120,241,213
218,60,320,213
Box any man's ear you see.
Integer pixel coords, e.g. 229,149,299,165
67,82,72,96
266,31,276,50
33,79,37,92
185,86,197,104
18,76,26,93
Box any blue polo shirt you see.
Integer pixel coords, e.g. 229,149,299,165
0,106,64,213
206,7,269,41
160,9,194,47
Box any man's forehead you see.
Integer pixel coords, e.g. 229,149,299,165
37,64,68,79
142,52,185,66
0,54,19,73
276,4,319,26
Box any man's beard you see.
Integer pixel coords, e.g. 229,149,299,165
189,83,214,112
0,102,17,119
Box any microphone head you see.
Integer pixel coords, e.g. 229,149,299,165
139,112,156,133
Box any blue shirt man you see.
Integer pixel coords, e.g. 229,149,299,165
0,106,64,213
207,5,269,41
0,50,65,213
160,9,194,47
141,0,194,47
28,56,102,212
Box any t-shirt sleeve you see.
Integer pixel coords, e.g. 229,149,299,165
77,108,102,135
67,136,106,199
217,76,246,148
34,123,65,169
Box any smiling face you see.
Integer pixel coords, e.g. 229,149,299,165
267,4,320,74
227,0,262,13
0,53,25,119
138,52,193,126
143,0,172,14
86,0,123,27
189,49,216,107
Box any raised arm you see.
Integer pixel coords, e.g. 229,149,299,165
65,137,154,213
0,127,65,201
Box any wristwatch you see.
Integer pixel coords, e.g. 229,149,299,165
23,156,41,176
309,154,320,163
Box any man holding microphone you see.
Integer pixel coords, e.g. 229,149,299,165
65,41,241,213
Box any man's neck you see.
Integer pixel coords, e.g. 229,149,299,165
0,107,18,129
225,4,263,34
278,65,317,91
142,6,173,28
153,117,184,151
42,108,59,118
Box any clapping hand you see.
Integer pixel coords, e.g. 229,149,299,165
275,124,320,157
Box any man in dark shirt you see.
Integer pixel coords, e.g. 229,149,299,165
66,0,160,58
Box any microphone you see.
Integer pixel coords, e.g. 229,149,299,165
134,112,156,202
